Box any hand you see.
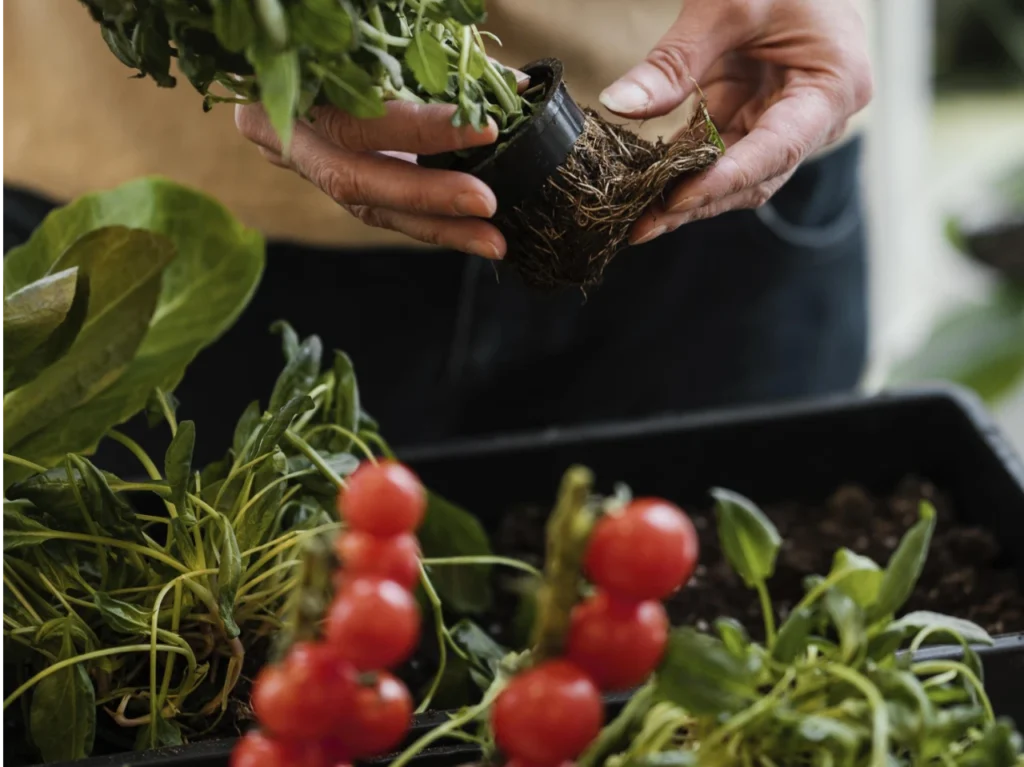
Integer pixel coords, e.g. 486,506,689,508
598,0,873,244
235,101,506,259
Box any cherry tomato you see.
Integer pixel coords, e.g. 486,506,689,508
230,731,323,767
325,577,421,670
566,592,668,691
334,531,421,591
339,461,425,536
328,671,413,758
251,642,357,740
506,761,574,767
584,498,699,601
492,660,603,764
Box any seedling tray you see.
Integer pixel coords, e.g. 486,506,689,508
41,386,1024,767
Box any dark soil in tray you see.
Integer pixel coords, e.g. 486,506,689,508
493,476,1024,640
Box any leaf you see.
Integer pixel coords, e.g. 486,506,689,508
773,607,816,663
889,611,994,647
5,466,123,532
711,487,781,588
443,0,487,25
255,0,289,49
956,719,1024,767
3,505,57,551
450,619,509,678
250,47,300,155
236,451,288,555
322,59,387,119
93,593,151,635
824,588,865,662
288,0,356,52
330,350,360,450
68,455,139,539
165,420,197,524
3,178,264,475
218,514,243,638
145,388,180,429
656,627,761,715
406,30,449,96
831,548,884,608
4,227,174,451
287,451,360,496
269,334,322,412
213,0,257,52
365,45,404,90
249,395,315,461
29,632,96,762
868,502,937,623
4,267,80,365
232,400,263,457
418,491,493,613
715,617,751,658
171,518,200,570
135,714,183,751
271,320,300,363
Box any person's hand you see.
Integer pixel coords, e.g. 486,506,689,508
598,0,873,244
235,101,507,260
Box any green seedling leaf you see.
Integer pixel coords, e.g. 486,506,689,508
255,0,289,49
249,395,315,461
4,227,173,453
715,617,751,657
868,502,936,623
93,593,151,635
450,619,509,678
68,454,138,539
30,631,96,762
213,0,257,52
418,491,493,613
365,45,404,90
444,0,487,25
890,611,994,648
656,627,761,715
3,504,57,551
406,29,449,96
3,267,80,366
773,606,816,663
269,333,322,412
145,388,180,429
271,320,301,362
165,420,197,523
232,400,263,457
3,178,264,477
711,487,781,588
218,514,243,637
831,548,884,608
287,450,360,496
250,47,300,155
288,0,356,53
330,351,360,451
171,517,200,570
322,59,386,119
236,450,288,555
956,718,1024,766
824,588,866,663
135,714,184,751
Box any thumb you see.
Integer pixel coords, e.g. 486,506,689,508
599,1,739,119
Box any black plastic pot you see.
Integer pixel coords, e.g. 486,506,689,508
40,386,1024,767
418,58,585,212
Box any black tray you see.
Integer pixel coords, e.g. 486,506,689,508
41,386,1024,767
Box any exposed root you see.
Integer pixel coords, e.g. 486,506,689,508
500,105,722,291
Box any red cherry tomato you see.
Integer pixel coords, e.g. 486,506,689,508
325,577,421,670
566,592,668,691
230,731,323,767
339,461,425,536
327,672,413,758
335,531,421,591
492,660,603,764
506,761,574,767
584,498,699,601
251,642,358,740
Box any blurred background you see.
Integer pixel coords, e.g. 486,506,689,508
865,0,1024,451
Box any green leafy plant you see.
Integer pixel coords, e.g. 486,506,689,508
3,322,504,763
79,0,528,150
3,177,264,487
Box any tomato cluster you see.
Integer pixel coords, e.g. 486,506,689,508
232,461,426,767
492,498,698,767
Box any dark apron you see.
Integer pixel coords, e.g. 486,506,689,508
4,137,866,467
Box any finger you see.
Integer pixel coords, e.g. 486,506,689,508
289,123,498,218
306,101,499,154
630,172,792,244
349,205,507,260
661,87,836,216
599,0,759,119
258,146,288,168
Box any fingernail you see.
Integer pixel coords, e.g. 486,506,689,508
467,240,502,260
668,195,704,214
453,193,496,218
631,225,666,246
599,82,649,115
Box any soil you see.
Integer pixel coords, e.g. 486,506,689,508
492,476,1024,639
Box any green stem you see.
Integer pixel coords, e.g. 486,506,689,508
356,20,410,48
107,430,162,481
65,456,109,587
3,453,47,474
422,556,542,578
756,581,777,647
415,565,450,714
579,683,655,767
284,430,346,488
3,644,193,710
912,660,994,721
359,430,395,459
822,663,888,767
302,424,377,463
155,387,178,436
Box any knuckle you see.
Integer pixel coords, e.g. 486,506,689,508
645,44,694,91
852,68,875,110
748,184,775,209
311,160,361,206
